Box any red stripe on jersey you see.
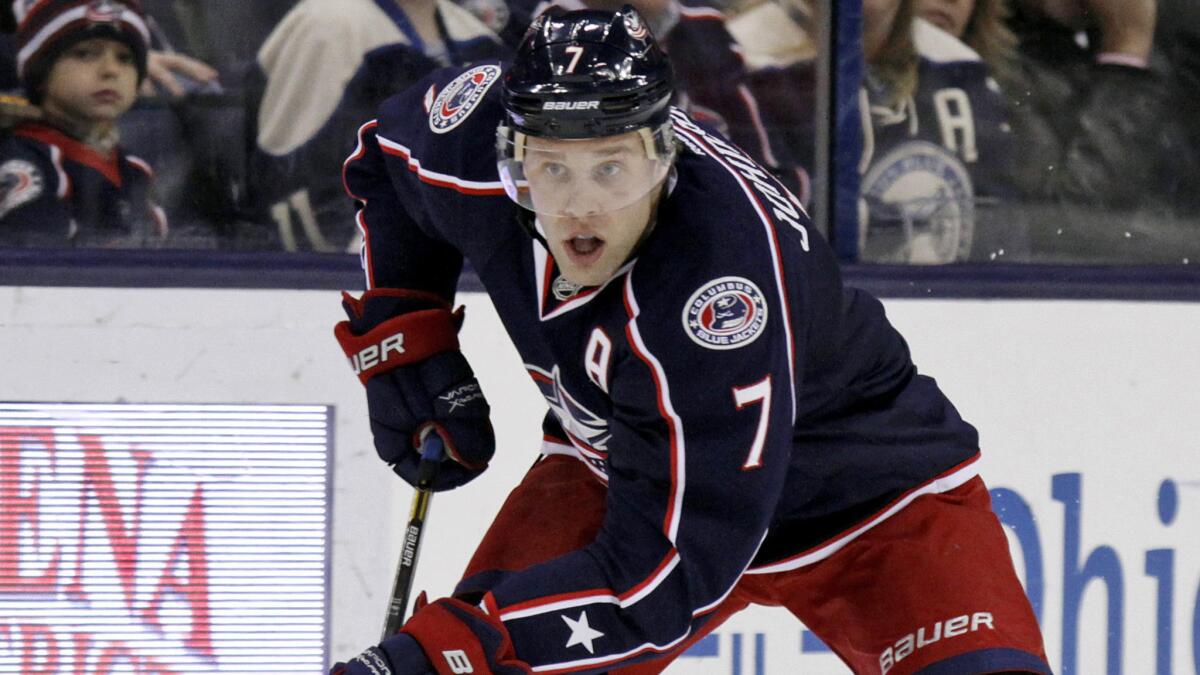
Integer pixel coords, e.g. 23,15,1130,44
617,549,679,604
540,253,555,311
376,135,507,196
497,588,616,619
15,123,122,186
746,451,983,573
622,274,685,544
735,84,780,167
534,630,694,674
542,433,569,446
343,119,378,202
671,118,799,422
355,209,375,290
344,121,380,288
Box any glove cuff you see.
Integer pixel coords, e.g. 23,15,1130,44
335,309,460,384
404,599,525,675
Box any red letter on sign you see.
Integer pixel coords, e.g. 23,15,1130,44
0,428,61,592
144,484,213,657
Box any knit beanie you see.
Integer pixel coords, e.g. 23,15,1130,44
15,0,150,103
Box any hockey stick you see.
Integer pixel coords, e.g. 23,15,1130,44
381,432,445,640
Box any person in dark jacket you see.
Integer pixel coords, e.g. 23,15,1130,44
0,0,167,248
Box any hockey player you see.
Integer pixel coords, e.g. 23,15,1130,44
332,6,1051,674
0,0,166,247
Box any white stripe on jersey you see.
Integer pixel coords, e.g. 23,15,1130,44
745,454,982,574
622,272,687,545
375,134,507,194
670,113,799,423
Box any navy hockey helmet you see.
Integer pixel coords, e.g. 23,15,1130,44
501,5,675,139
497,7,677,217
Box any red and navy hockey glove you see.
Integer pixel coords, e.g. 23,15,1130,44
331,598,531,675
335,289,495,491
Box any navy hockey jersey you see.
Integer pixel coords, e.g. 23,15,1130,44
344,61,981,673
0,122,166,247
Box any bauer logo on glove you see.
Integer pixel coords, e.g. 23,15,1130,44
347,333,406,375
334,289,496,491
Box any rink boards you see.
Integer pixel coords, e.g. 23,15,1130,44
0,286,1197,674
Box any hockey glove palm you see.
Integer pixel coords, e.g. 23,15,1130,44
335,289,495,491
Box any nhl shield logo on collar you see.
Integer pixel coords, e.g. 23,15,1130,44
429,64,502,134
682,276,769,350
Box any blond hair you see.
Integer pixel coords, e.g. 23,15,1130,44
868,0,919,105
962,0,1020,89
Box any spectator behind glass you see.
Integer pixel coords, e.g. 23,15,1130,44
859,0,1024,263
918,0,1020,88
1001,0,1199,262
242,0,510,253
0,0,168,248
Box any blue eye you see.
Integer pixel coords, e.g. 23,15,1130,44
595,162,622,179
543,162,568,178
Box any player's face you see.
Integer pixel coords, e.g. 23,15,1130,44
523,131,666,286
917,0,976,38
42,38,138,127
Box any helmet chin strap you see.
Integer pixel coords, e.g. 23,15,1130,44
515,207,549,250
627,167,675,259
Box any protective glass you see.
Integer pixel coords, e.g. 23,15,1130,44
496,124,675,218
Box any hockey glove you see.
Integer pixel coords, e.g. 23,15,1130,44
335,289,495,491
331,597,530,675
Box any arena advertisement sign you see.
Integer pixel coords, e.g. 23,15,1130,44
0,403,331,674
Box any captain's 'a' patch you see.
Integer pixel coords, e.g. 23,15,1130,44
428,64,502,134
683,276,768,350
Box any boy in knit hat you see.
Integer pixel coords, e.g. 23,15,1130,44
0,0,167,247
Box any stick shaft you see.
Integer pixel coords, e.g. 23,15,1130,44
381,435,444,640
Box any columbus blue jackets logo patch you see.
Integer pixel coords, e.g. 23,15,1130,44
429,65,502,134
683,277,768,350
859,141,974,263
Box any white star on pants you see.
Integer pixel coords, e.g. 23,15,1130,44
562,610,605,654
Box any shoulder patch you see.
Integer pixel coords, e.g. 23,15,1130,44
0,158,45,219
429,64,502,134
682,276,769,350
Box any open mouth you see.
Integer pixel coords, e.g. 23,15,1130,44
565,235,605,264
